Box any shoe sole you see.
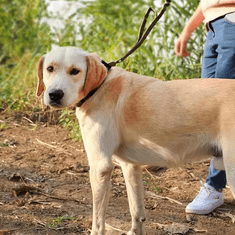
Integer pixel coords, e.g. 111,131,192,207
185,200,224,215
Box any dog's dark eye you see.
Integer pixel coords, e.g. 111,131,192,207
70,68,80,75
47,66,54,73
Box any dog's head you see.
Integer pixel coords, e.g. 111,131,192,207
37,47,107,108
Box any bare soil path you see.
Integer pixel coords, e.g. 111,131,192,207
0,113,235,234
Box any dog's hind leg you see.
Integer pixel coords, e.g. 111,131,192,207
119,161,146,235
223,153,235,199
221,135,235,199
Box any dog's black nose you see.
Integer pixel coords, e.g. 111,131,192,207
49,89,64,102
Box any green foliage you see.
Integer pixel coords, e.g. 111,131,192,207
73,0,204,79
0,143,9,147
0,0,51,62
160,0,204,79
0,0,52,110
0,122,10,131
59,109,82,141
0,52,44,111
47,216,74,227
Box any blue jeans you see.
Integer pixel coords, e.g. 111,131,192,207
202,15,235,189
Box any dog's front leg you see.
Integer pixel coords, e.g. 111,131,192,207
77,110,119,234
89,158,113,235
119,161,146,235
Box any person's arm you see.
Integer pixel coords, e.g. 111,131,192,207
175,4,205,57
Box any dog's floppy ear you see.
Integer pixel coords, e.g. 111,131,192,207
36,56,45,97
82,53,107,98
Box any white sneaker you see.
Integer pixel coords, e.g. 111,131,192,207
186,181,224,214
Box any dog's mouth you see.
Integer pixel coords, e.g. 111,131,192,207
49,101,64,109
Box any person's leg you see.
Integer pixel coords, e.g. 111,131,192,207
206,159,226,190
186,20,227,214
202,16,235,79
201,27,217,79
205,17,235,190
214,16,235,78
202,18,231,191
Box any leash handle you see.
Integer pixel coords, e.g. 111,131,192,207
138,7,155,43
103,0,171,69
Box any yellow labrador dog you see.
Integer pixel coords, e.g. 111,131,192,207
37,46,235,235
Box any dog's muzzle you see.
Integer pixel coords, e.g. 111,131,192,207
49,89,64,106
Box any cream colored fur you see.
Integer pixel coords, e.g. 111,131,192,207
37,46,235,235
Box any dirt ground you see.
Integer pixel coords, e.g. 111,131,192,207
1,112,235,235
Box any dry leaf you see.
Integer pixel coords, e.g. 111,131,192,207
157,222,189,234
154,222,207,234
146,191,183,205
105,223,126,233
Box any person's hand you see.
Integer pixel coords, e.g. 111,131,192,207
175,30,192,57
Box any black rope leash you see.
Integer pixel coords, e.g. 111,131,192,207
102,0,171,70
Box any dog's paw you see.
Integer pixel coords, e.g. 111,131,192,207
126,228,146,235
127,231,136,235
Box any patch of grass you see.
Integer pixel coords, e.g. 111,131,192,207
0,52,45,111
152,183,165,193
143,180,150,186
143,173,151,185
0,122,10,131
113,172,122,178
59,109,82,141
0,142,9,147
47,216,74,228
152,184,161,192
0,0,51,112
30,124,38,131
